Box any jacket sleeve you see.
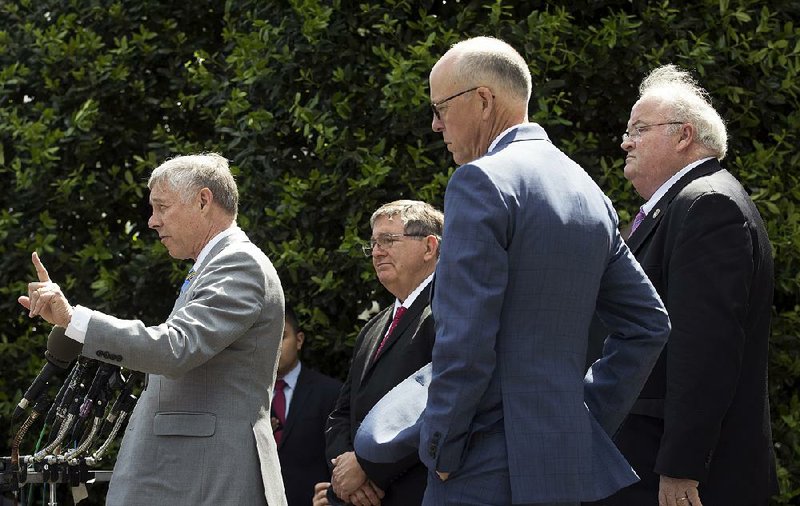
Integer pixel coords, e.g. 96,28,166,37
419,165,509,473
325,351,358,465
82,248,272,378
585,228,670,435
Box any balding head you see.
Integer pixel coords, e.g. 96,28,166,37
438,37,532,107
430,37,531,165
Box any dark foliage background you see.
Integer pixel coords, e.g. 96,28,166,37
1,0,798,504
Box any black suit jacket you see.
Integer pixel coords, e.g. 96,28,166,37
325,282,435,506
590,159,777,506
278,365,342,506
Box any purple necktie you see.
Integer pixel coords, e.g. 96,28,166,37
631,208,647,234
272,379,287,444
373,306,407,361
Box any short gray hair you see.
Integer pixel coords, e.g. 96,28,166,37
370,200,444,241
639,64,728,160
450,36,531,103
148,153,239,216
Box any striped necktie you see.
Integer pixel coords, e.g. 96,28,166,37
373,306,407,361
631,208,647,234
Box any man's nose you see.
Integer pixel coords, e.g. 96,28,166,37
621,137,635,151
432,114,444,133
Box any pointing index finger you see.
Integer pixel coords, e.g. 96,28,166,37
31,252,51,282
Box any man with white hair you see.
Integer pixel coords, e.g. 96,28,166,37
588,65,777,506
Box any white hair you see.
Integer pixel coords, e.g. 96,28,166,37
148,153,238,217
639,64,728,159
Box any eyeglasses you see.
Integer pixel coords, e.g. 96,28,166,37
430,87,480,120
362,233,426,256
622,121,684,142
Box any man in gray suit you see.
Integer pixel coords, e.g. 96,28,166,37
418,37,671,505
19,153,287,506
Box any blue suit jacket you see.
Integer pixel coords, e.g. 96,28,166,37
419,124,670,503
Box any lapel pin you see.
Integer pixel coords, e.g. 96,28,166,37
653,208,661,218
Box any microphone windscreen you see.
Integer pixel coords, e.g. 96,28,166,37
45,326,83,368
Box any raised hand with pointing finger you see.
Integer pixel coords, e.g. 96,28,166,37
18,252,73,328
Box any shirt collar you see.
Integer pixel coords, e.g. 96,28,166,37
394,272,434,315
191,224,239,271
278,361,301,390
488,124,522,153
642,157,714,214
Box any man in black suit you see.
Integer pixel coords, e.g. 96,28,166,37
588,65,777,506
325,200,443,506
273,305,342,506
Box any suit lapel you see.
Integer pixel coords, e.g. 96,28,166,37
358,309,393,383
278,366,310,449
626,159,720,253
360,283,433,381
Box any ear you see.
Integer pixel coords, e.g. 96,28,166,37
295,330,305,351
676,123,695,152
478,86,495,119
423,235,439,261
199,187,213,210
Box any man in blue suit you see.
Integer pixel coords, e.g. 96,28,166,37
419,36,671,505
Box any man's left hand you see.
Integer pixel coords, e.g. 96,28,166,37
18,252,73,328
347,480,384,506
659,475,702,506
330,451,368,499
312,482,331,506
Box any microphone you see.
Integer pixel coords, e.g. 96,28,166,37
98,371,143,437
13,327,83,422
79,363,119,418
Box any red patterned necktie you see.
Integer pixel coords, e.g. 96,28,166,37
272,379,287,444
373,306,407,361
631,207,647,234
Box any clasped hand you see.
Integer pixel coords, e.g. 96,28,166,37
330,451,384,505
659,475,703,506
17,252,73,328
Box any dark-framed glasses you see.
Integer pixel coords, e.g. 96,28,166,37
430,86,480,120
362,233,426,256
622,121,684,142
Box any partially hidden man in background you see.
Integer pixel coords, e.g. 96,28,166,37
325,200,443,506
18,153,288,506
274,304,342,506
417,36,671,505
586,65,777,506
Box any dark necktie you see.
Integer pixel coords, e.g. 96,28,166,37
631,207,647,234
272,379,287,444
373,306,407,361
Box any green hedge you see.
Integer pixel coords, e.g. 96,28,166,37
1,1,798,503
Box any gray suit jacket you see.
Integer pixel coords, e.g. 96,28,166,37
81,228,287,506
419,124,670,503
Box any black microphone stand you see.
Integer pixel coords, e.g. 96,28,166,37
2,361,143,506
